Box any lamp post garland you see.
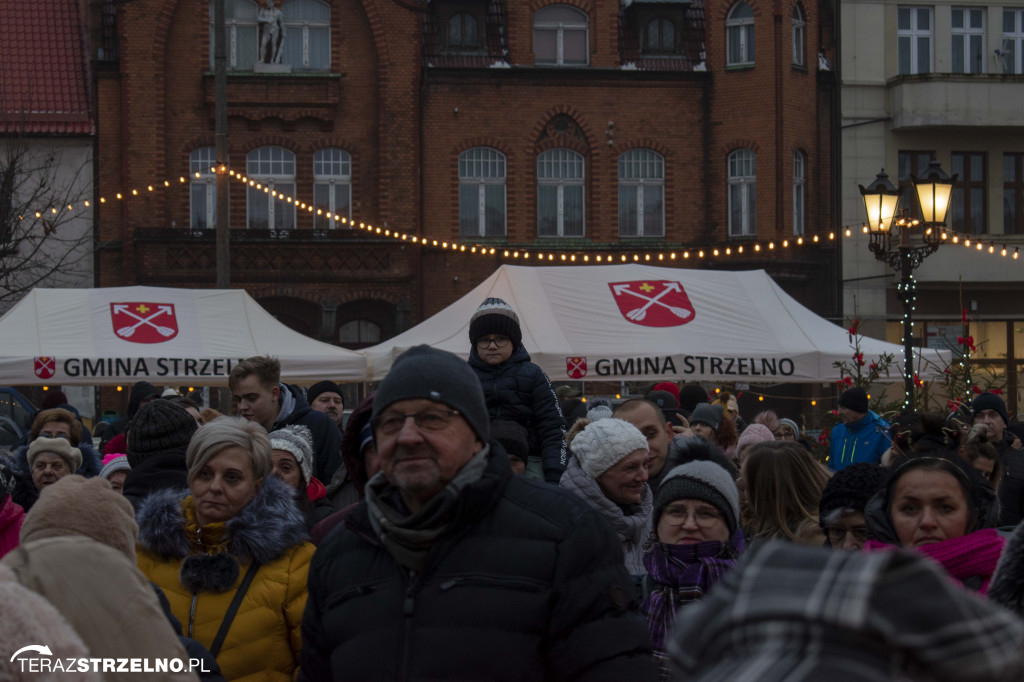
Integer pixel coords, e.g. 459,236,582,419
859,159,956,413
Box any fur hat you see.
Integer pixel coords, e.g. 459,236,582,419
99,454,131,480
819,462,886,525
468,297,522,349
20,475,138,561
373,345,490,443
126,400,198,467
689,403,723,431
972,392,1010,427
655,460,740,534
839,386,869,414
571,418,648,479
269,424,315,485
490,419,530,462
27,437,82,473
307,380,343,405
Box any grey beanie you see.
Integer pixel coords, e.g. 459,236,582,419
586,398,614,421
571,418,648,479
778,417,801,438
689,403,723,431
655,460,740,534
469,297,523,349
269,424,315,485
373,345,490,443
99,455,132,480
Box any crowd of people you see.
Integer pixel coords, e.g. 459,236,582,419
1,296,1024,680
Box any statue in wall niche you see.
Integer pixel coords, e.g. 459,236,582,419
258,0,286,64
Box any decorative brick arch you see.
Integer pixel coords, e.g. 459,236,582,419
718,0,763,22
530,106,595,151
610,139,674,160
529,0,595,16
181,137,217,157
723,140,762,157
242,138,299,155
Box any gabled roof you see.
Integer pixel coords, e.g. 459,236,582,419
1,0,93,135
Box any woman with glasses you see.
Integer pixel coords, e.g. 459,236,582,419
864,453,1003,593
818,462,885,550
467,297,566,483
642,458,744,680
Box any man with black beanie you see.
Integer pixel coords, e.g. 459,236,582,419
828,386,890,472
300,345,656,682
307,380,345,427
972,391,1024,526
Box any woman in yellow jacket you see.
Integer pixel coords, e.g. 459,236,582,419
136,417,314,682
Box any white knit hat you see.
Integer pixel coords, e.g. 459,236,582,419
269,424,314,484
571,418,648,479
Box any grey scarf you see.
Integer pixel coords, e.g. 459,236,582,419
365,446,490,571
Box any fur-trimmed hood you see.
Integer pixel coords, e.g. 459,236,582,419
137,475,308,566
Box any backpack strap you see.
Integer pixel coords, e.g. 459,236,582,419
209,561,261,658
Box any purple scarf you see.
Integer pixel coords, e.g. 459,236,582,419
642,532,745,651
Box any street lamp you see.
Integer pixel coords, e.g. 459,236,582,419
858,160,956,412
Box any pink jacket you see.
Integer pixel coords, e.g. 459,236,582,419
0,497,24,559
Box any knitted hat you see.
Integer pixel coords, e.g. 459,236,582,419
678,384,709,413
270,424,315,485
737,424,774,453
778,418,801,438
586,398,614,422
27,437,83,473
490,419,530,462
373,345,490,443
99,454,131,480
307,380,343,405
20,475,137,562
819,462,886,525
125,399,199,467
972,392,1009,427
359,421,375,455
689,403,722,431
839,386,869,414
571,418,648,479
39,391,69,411
653,382,681,403
655,460,740,533
468,297,522,349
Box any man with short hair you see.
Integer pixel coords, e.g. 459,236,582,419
828,387,889,472
307,380,345,427
614,398,696,493
229,356,341,481
972,391,1024,526
300,345,656,681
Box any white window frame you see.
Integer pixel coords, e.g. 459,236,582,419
726,3,755,66
897,6,933,75
459,148,507,237
533,5,589,66
792,5,806,66
952,7,985,73
728,149,756,237
246,146,296,231
618,149,665,237
313,148,351,230
793,150,806,235
1003,9,1024,74
537,148,585,237
189,147,217,231
210,0,329,72
280,0,331,71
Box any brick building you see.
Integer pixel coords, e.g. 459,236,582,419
91,0,839,352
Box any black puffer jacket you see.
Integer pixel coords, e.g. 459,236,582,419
468,345,567,481
993,433,1024,527
274,383,342,483
299,446,657,682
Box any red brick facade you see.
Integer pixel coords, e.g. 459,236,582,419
91,0,838,345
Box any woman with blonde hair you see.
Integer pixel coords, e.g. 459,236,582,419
741,440,830,546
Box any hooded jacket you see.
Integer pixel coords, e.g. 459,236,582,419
828,410,890,472
468,344,567,482
136,477,314,682
4,439,103,512
325,393,375,508
299,444,656,682
274,383,342,483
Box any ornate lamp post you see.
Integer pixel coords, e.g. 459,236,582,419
858,160,956,411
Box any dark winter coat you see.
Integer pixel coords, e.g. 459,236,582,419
468,345,567,481
4,440,103,512
299,445,657,682
325,393,375,508
274,383,342,483
100,381,160,450
993,434,1024,526
122,450,190,512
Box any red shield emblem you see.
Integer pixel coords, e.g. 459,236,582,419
566,356,587,379
34,357,55,379
608,280,695,328
110,302,178,344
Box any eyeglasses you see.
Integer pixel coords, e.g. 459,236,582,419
37,432,70,440
661,505,724,528
824,525,868,544
476,336,510,349
372,409,460,436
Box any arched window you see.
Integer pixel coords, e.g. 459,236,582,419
459,148,506,237
793,150,806,235
448,12,479,50
209,0,330,72
537,149,585,237
726,3,755,66
339,319,382,345
189,147,217,230
618,149,665,237
534,5,589,66
246,146,296,231
792,5,806,66
728,149,756,237
313,148,351,230
645,17,677,53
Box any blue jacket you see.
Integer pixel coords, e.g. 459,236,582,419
829,411,890,472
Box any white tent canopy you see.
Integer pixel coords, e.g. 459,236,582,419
363,264,949,383
0,286,366,385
